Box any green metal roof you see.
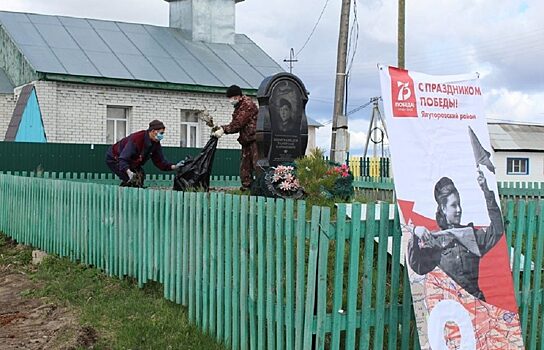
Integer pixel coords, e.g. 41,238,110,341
0,10,283,91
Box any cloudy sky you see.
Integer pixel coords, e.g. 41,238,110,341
1,0,543,155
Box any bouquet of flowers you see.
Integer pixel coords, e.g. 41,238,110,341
272,165,300,192
263,164,304,199
330,163,354,200
328,163,351,178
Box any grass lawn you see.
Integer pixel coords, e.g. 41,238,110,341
0,233,226,350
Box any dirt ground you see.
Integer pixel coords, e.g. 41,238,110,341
0,243,97,349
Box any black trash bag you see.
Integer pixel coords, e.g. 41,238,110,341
173,137,218,191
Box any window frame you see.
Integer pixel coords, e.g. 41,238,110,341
180,110,201,148
506,157,529,175
106,106,130,144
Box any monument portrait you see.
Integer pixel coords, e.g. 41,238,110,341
270,81,302,135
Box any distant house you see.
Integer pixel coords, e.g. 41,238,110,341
0,69,15,136
306,117,323,154
0,0,291,150
489,122,544,182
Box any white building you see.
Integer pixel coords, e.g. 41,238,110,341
489,122,544,183
0,1,327,151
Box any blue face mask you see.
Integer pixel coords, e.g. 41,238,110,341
156,132,164,141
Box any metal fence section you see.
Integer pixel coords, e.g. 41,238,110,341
348,157,391,178
0,141,241,176
1,173,543,349
498,181,544,199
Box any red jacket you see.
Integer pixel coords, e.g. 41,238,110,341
222,95,258,145
108,130,173,172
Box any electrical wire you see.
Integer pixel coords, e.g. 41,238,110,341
295,0,331,57
344,0,360,115
346,0,359,76
319,96,378,125
291,26,544,71
347,97,379,116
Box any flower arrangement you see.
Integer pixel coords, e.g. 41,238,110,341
271,165,301,192
328,163,351,178
255,149,354,201
262,164,305,199
330,163,354,200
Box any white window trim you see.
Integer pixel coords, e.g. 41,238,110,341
506,157,529,175
106,106,130,144
180,110,201,148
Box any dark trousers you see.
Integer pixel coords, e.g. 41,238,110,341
240,141,258,188
106,152,129,182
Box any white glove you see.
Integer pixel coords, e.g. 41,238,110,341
126,169,134,180
212,127,225,138
172,160,185,170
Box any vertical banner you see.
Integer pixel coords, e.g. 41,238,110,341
379,65,524,349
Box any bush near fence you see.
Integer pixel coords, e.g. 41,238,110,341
1,173,544,349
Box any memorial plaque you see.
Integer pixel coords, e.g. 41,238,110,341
255,73,309,168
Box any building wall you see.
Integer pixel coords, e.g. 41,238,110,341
6,81,243,149
492,150,544,183
1,81,321,157
306,126,318,155
0,93,16,138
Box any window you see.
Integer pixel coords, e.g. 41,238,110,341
180,110,201,148
506,157,529,175
106,106,129,144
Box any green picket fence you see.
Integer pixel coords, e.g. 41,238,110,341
498,181,544,199
1,173,544,349
0,171,241,188
352,177,544,202
5,170,544,202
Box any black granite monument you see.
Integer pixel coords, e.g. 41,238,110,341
255,73,309,168
253,73,309,198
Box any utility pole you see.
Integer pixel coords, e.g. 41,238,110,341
398,0,406,69
330,0,351,164
283,48,298,74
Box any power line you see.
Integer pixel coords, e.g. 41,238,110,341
320,96,378,125
295,0,330,57
344,0,359,115
347,97,380,116
346,0,359,75
293,26,544,71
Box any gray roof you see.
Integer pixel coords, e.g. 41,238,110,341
0,67,13,93
0,11,283,90
488,122,544,151
307,117,323,128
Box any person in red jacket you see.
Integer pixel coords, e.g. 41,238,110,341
212,85,259,190
106,119,183,187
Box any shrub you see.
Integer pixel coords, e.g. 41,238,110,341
295,149,354,201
